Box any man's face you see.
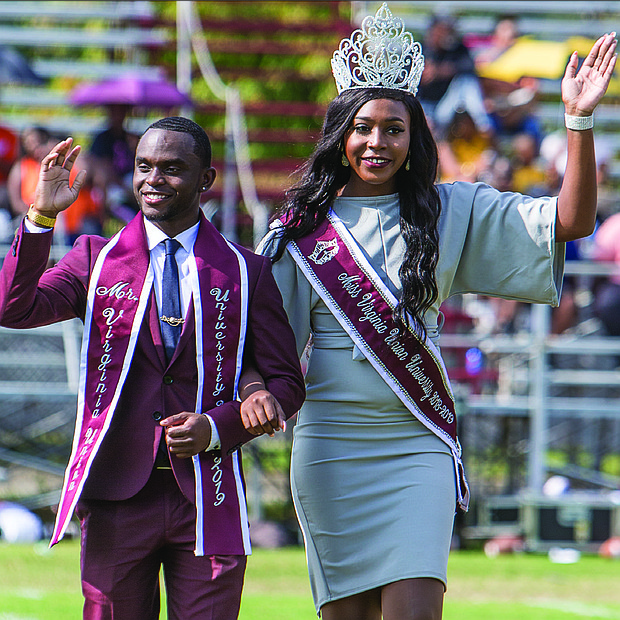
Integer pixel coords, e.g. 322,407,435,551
133,128,215,236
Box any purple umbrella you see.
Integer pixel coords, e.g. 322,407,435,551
70,74,192,108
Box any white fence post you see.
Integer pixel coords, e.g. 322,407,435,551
529,303,551,493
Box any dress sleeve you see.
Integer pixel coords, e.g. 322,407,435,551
436,182,565,307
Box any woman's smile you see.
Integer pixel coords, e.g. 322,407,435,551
341,98,411,197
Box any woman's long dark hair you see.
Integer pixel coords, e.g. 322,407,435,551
272,87,440,337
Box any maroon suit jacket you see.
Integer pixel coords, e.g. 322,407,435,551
0,219,305,514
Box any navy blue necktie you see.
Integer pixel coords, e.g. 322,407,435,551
160,238,183,363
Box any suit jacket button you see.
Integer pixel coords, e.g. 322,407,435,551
163,375,174,385
152,411,163,421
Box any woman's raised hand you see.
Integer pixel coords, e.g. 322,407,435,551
32,138,87,217
562,32,617,116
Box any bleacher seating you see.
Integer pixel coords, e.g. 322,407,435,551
1,1,619,198
0,1,166,135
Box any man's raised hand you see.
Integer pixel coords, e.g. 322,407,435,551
33,138,87,217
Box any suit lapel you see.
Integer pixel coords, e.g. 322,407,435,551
170,303,195,365
147,291,167,367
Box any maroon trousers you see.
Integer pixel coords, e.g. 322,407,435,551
76,467,247,620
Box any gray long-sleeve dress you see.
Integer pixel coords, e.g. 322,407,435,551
262,182,564,612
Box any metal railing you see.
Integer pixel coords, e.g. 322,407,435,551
441,261,620,496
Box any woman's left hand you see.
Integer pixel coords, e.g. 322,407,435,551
562,32,617,116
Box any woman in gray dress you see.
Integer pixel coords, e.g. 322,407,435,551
243,5,617,619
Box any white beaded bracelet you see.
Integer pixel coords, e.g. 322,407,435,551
565,113,594,131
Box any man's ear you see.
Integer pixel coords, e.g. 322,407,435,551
201,167,216,192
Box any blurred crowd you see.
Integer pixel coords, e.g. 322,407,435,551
0,15,618,340
417,14,620,340
0,103,139,246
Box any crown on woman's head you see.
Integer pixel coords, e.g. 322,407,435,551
331,3,424,96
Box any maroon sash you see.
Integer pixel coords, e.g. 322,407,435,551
51,213,252,553
283,210,469,510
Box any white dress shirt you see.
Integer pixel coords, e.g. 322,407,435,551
143,218,196,323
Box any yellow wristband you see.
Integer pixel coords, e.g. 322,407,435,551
27,205,56,229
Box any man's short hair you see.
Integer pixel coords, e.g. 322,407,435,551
145,116,212,167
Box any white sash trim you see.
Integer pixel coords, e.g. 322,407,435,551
54,232,154,544
189,248,206,556
232,450,252,553
224,239,249,400
224,240,252,554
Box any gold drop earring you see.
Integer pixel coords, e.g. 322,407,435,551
341,153,350,167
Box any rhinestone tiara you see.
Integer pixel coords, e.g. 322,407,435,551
331,3,424,96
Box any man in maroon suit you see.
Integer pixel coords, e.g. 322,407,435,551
0,117,305,619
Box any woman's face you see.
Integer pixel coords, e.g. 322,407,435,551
341,98,411,197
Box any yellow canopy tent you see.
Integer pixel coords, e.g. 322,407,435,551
477,36,620,95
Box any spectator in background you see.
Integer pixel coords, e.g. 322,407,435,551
510,132,546,195
591,213,620,336
417,14,492,137
89,103,139,223
474,15,520,68
537,131,605,335
473,14,544,149
7,126,53,218
591,138,620,222
486,85,544,149
8,126,102,242
0,124,19,186
477,151,514,191
0,123,19,240
436,108,495,182
538,132,566,197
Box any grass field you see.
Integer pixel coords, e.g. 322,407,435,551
1,541,620,619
